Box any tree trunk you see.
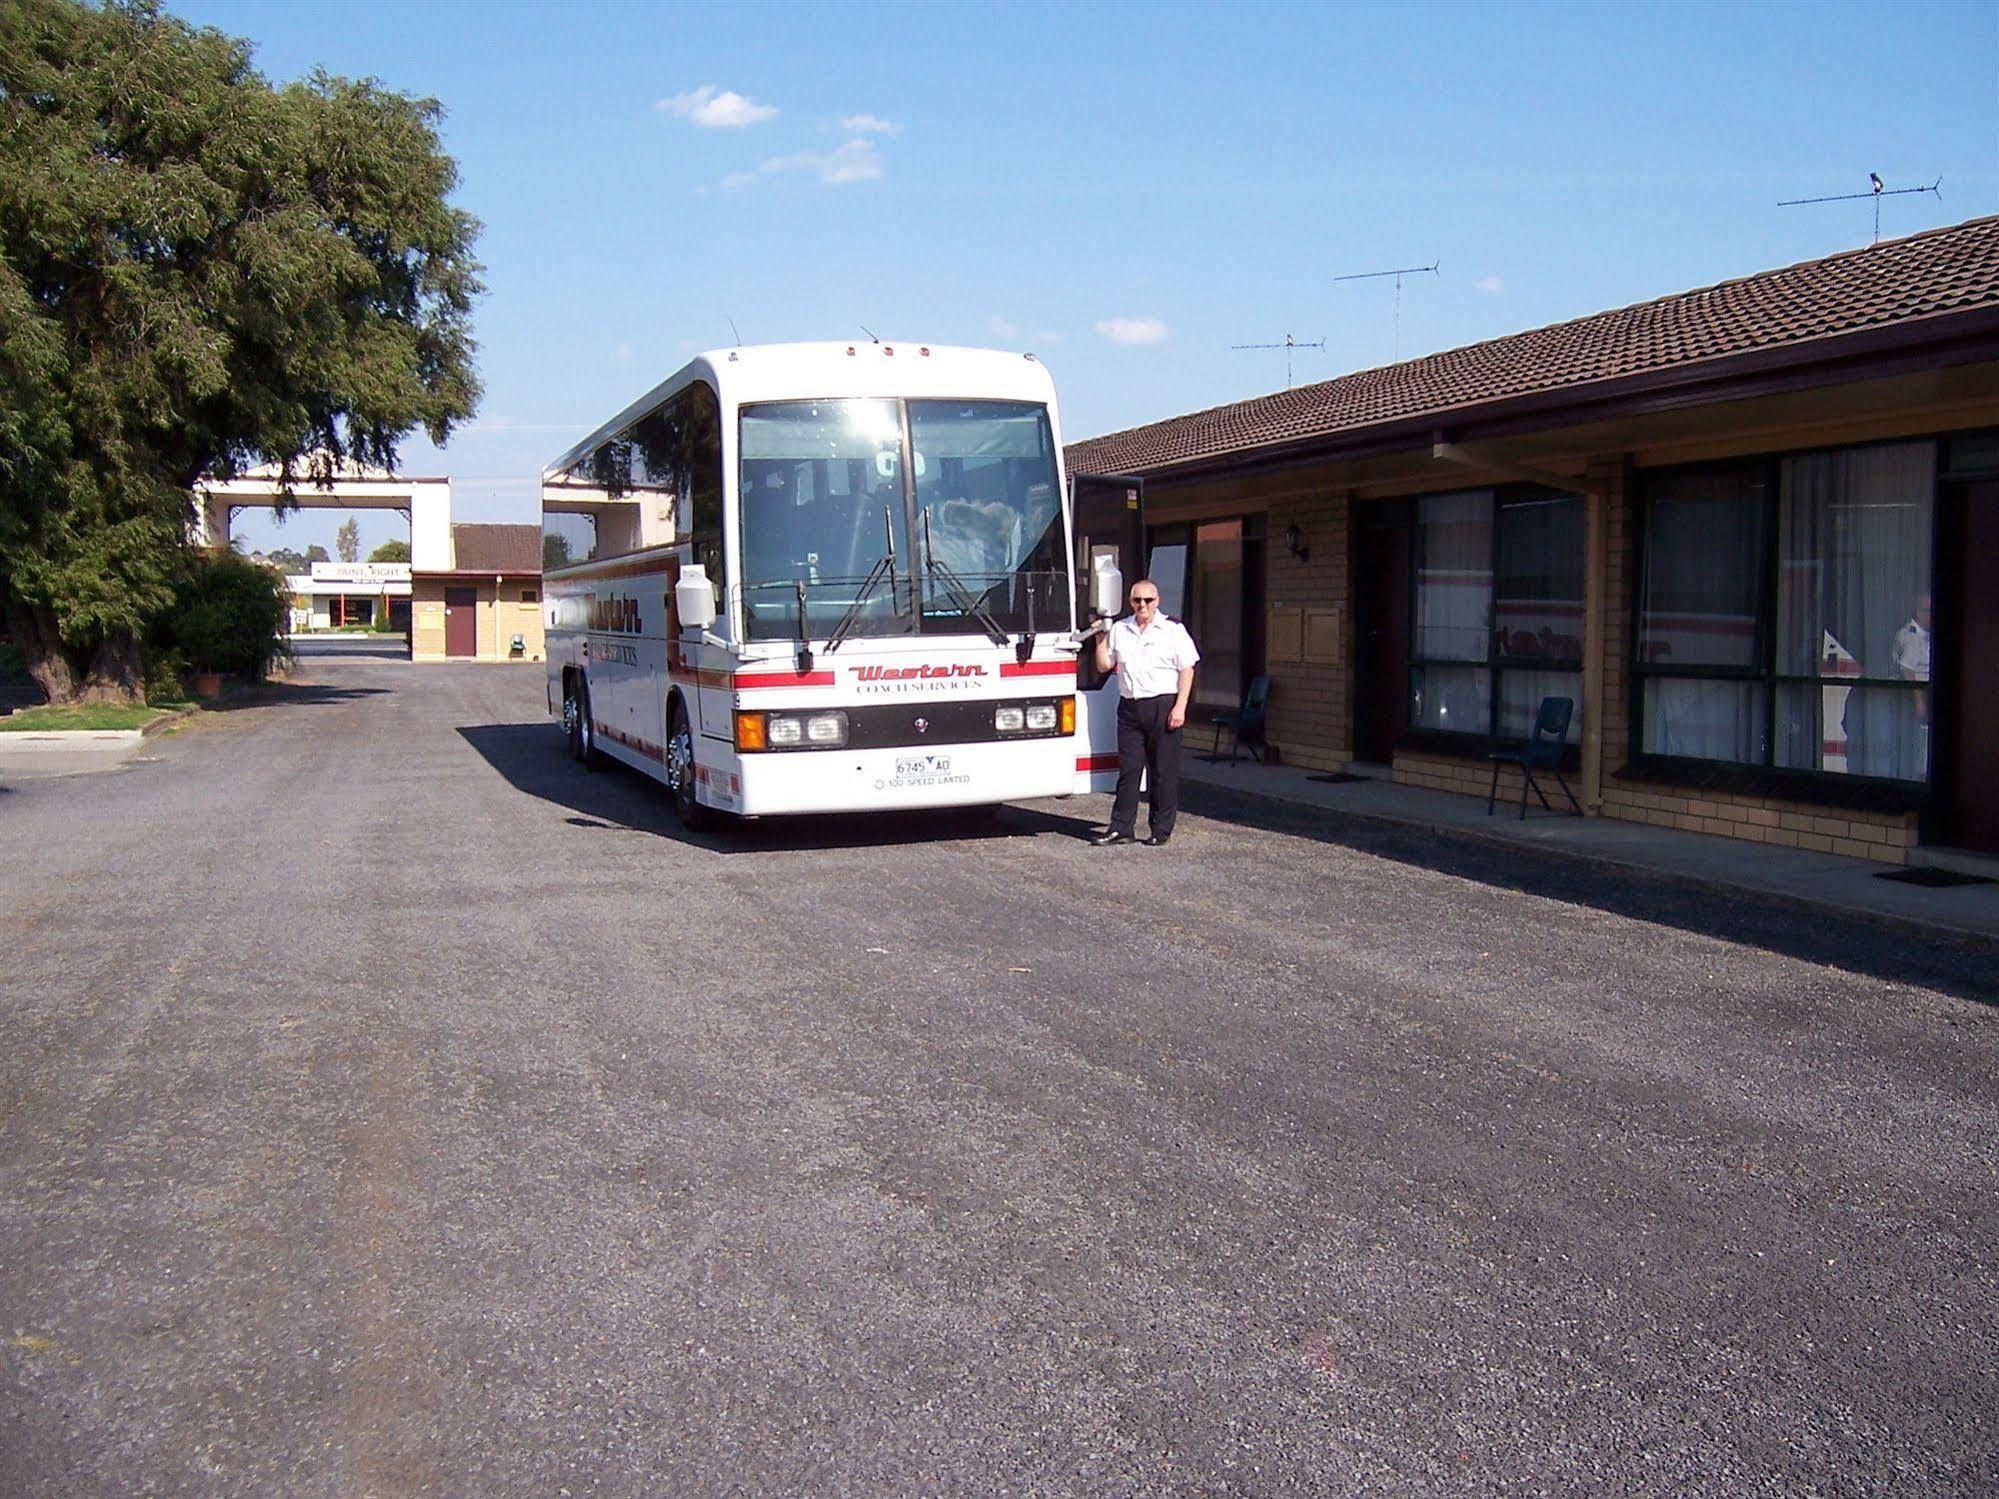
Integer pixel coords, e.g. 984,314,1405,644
77,629,146,705
5,601,72,705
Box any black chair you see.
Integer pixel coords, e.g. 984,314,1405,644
1210,675,1272,764
1487,695,1582,818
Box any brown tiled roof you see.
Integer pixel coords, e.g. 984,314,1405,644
1066,216,1999,478
451,523,541,575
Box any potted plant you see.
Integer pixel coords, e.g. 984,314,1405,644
176,599,230,698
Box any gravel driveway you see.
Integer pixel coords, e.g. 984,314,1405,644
2,653,1993,1495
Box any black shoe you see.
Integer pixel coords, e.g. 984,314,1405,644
1092,829,1134,847
1144,833,1172,846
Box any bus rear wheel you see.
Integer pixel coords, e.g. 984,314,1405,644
666,703,711,830
569,679,601,770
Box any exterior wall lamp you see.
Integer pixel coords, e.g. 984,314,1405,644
1285,521,1309,562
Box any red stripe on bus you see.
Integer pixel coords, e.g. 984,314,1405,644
1001,660,1076,678
737,671,835,689
1077,753,1119,772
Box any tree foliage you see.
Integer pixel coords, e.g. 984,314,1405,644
336,516,360,562
264,543,328,574
367,538,410,563
0,0,481,700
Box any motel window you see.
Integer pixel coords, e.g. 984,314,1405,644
520,588,539,604
1635,439,1936,782
1410,487,1582,742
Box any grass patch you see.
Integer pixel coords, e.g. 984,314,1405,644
0,703,168,732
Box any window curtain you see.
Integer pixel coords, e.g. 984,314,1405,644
1636,466,1767,761
1410,490,1492,734
1776,441,1935,779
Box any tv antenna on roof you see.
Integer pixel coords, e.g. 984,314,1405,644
1230,332,1326,389
1333,261,1439,362
1779,173,1941,245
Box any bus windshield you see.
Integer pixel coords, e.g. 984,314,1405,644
739,398,1065,642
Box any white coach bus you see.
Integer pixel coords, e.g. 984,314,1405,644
541,342,1144,827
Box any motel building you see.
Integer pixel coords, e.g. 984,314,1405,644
409,522,547,663
285,561,413,633
1064,215,1999,868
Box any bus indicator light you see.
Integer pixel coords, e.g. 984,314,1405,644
735,711,768,752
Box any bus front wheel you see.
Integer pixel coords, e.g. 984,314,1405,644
666,703,712,831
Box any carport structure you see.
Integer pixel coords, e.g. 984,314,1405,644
193,461,453,573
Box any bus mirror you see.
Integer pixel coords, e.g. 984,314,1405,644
1091,555,1123,619
675,565,717,631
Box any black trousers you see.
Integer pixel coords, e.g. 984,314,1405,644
1109,693,1182,838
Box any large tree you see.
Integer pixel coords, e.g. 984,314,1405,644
0,0,481,701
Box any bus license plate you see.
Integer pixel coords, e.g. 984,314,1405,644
897,754,951,777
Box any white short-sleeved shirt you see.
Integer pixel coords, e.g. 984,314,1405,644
1106,613,1200,699
1892,618,1931,681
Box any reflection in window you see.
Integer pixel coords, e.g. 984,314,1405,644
1635,441,1936,781
1413,490,1493,667
909,399,1064,633
1639,467,1766,668
540,511,597,570
1409,488,1582,743
739,399,910,641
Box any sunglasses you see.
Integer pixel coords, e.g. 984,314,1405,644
1131,595,1158,605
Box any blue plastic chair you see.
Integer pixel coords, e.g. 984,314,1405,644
1487,696,1582,818
1210,675,1272,763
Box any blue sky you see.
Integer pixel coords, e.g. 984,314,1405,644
171,0,1997,558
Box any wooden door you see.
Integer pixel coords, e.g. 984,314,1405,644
1353,501,1411,762
1941,481,1999,852
444,586,478,658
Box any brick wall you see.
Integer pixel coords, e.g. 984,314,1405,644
1594,456,1635,781
1599,780,1917,861
1261,491,1351,769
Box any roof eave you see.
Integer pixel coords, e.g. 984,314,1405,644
1091,303,1999,487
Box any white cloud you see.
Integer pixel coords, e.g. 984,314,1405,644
657,85,778,128
1475,275,1504,294
840,113,903,136
611,342,633,363
724,137,885,189
988,315,1021,341
1095,316,1169,346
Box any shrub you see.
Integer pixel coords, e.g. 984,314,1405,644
144,647,191,705
162,552,289,679
372,609,396,633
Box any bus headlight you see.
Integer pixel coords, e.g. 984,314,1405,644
805,712,848,746
995,705,1025,733
1025,703,1057,732
768,715,805,747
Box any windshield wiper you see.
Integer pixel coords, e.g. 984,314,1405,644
920,512,1008,646
825,506,904,655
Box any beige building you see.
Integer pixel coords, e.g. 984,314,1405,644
411,523,545,663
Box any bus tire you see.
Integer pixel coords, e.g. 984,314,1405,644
666,702,711,830
571,678,602,770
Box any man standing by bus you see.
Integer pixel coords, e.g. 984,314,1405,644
1092,581,1199,847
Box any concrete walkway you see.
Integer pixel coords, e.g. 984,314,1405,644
1181,748,1999,944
